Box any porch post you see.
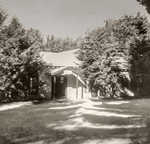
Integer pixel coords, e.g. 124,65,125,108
53,76,56,100
76,73,79,99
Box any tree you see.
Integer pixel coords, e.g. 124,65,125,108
78,14,150,98
137,0,150,13
0,15,46,102
44,35,78,52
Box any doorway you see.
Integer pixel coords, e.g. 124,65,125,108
52,75,67,99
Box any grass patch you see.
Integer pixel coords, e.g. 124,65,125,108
0,99,150,143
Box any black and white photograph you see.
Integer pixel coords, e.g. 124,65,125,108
0,0,150,144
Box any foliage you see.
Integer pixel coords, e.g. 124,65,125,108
44,35,78,52
0,9,7,27
137,0,150,13
78,14,150,98
0,11,48,102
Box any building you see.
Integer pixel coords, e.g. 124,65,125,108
40,49,90,100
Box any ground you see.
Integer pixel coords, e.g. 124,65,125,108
0,99,150,144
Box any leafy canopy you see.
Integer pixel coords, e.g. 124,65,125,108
137,0,150,13
0,10,46,102
78,13,150,98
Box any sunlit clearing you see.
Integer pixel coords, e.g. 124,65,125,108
48,104,81,110
82,122,145,129
27,140,45,144
84,99,102,106
82,102,103,109
106,101,129,105
72,117,145,129
46,123,57,127
82,103,123,112
47,123,78,131
48,116,145,131
72,117,84,123
81,138,131,144
0,102,31,111
69,113,82,118
52,123,145,131
76,108,140,118
50,138,71,144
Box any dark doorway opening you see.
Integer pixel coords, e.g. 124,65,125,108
52,75,67,99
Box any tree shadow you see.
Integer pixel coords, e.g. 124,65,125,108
0,100,149,144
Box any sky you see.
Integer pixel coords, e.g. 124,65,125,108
0,0,148,39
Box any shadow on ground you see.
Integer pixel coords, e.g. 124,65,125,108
0,99,150,144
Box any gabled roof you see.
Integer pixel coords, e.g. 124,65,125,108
51,66,68,75
40,49,80,67
51,67,86,86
